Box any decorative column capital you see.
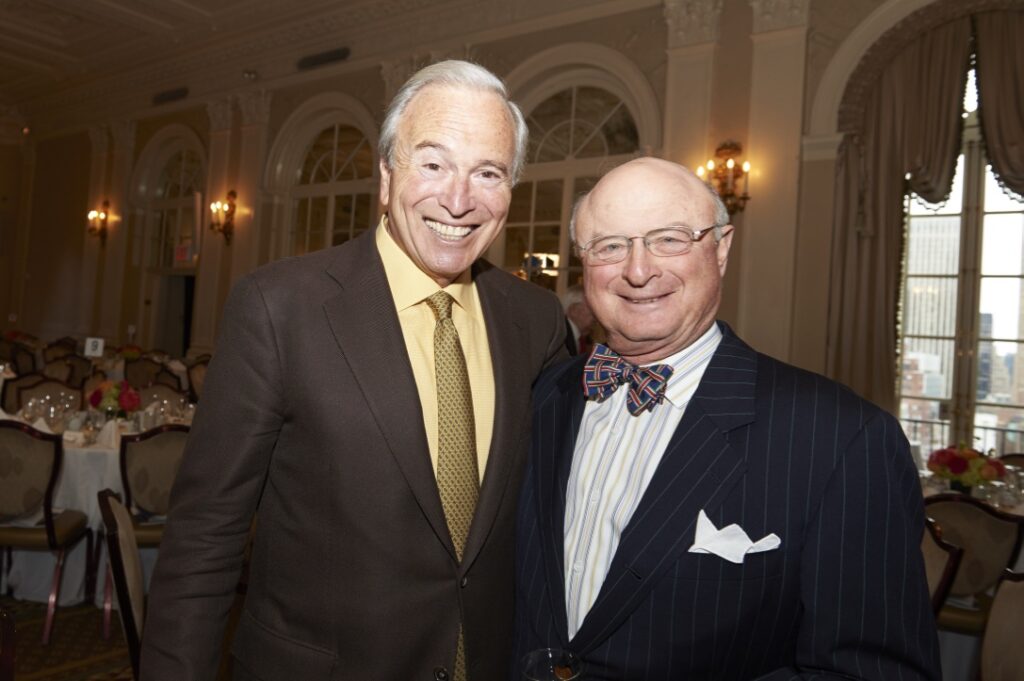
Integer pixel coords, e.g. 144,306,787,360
239,90,272,126
663,0,723,48
207,97,234,133
380,47,474,102
749,0,810,33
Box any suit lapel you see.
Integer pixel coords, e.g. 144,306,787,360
321,231,452,556
460,263,528,569
536,357,588,646
570,324,759,652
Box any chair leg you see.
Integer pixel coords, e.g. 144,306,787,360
42,547,67,645
84,530,97,602
103,566,113,640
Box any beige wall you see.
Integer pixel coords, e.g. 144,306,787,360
0,144,25,323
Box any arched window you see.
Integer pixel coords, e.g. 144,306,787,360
149,149,203,268
501,86,640,293
288,123,376,257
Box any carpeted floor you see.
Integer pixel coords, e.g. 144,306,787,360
2,596,132,681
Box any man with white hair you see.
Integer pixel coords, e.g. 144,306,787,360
142,60,566,681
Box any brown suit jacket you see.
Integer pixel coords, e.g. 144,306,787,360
140,228,567,681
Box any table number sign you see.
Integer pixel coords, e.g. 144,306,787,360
84,337,105,358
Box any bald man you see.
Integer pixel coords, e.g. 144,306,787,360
512,158,940,680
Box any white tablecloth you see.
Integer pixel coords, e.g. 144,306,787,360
3,434,158,606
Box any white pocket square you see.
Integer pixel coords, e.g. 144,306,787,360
687,509,781,564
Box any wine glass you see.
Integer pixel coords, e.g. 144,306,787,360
521,648,582,681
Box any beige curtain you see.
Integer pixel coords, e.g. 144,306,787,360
974,11,1024,198
827,19,972,413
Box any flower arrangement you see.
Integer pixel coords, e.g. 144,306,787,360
927,444,1007,488
88,380,141,414
118,344,143,361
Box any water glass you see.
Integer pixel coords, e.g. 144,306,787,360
521,648,582,681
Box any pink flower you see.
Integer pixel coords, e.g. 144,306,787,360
89,389,102,408
947,456,968,475
118,385,141,412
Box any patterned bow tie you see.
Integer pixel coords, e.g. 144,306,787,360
582,344,674,415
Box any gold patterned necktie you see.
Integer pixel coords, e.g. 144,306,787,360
425,291,477,681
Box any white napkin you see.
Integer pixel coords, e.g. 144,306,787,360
63,430,86,446
167,359,186,372
31,417,53,434
96,420,119,448
688,509,781,564
0,406,10,420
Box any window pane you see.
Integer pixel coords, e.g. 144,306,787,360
984,164,1024,213
533,224,560,263
509,182,533,223
977,339,1022,404
534,122,572,163
334,126,370,180
981,214,1024,276
333,194,354,245
905,216,960,274
903,277,958,336
300,128,335,185
292,198,309,256
973,404,1024,454
900,338,955,400
602,104,640,156
353,193,373,238
504,226,530,270
528,89,573,161
899,399,950,459
534,180,562,222
979,278,1021,341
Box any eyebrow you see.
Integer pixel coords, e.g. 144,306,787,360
412,141,510,175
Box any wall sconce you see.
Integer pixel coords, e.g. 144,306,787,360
696,141,751,216
87,201,109,246
209,190,236,245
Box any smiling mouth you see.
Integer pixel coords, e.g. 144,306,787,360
425,218,474,242
622,293,670,304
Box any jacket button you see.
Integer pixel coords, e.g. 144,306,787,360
433,667,449,681
460,576,468,588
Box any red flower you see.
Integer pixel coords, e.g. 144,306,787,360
946,456,968,475
89,389,102,408
118,383,141,412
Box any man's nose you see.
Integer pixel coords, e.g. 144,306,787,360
622,238,658,286
440,174,475,217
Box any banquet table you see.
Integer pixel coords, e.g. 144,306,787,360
2,421,160,607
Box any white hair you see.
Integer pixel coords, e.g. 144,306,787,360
378,60,529,184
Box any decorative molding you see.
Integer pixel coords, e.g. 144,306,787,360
239,90,272,126
749,0,810,33
801,133,844,161
663,0,723,47
207,97,234,132
379,46,474,101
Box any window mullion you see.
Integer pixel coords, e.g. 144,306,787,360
953,137,985,444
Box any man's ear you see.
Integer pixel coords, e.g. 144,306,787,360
716,225,734,276
379,159,391,207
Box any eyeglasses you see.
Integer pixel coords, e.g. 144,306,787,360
575,226,721,265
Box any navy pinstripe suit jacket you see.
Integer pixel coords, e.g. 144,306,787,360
513,322,941,680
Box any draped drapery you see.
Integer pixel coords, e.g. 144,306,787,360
826,19,972,413
974,11,1024,199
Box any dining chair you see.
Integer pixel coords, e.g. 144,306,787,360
102,424,189,638
921,517,963,616
16,379,83,411
98,489,144,680
42,359,72,383
138,383,188,411
1,372,44,415
979,570,1024,681
11,344,34,375
0,421,92,644
187,358,209,403
124,358,163,390
998,453,1024,468
924,493,1024,636
0,604,12,681
83,369,107,399
62,354,93,389
154,367,182,392
41,343,72,364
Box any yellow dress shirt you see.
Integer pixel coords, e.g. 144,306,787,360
376,217,494,482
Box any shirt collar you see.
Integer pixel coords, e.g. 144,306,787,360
641,322,722,410
375,215,475,312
